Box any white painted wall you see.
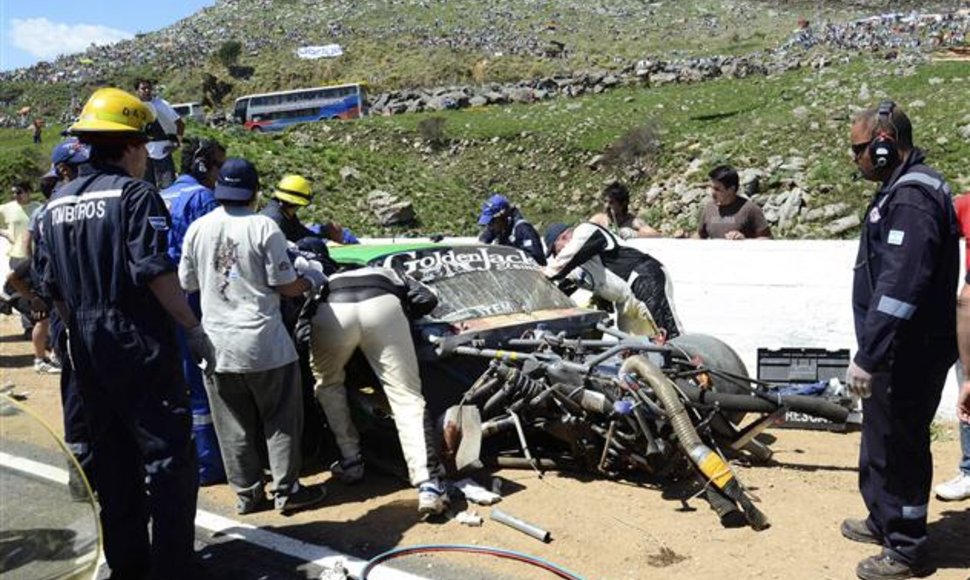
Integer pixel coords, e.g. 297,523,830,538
624,238,959,421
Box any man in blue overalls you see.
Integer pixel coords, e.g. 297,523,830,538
842,100,958,580
41,87,216,580
161,137,228,486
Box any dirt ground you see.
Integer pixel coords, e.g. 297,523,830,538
2,314,967,580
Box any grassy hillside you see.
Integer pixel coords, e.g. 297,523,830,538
1,1,966,238
7,53,965,239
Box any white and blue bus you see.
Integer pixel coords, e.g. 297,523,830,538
232,83,367,132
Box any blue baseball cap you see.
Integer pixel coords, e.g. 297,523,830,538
214,157,259,201
51,138,90,166
543,222,570,256
477,194,511,225
45,138,91,178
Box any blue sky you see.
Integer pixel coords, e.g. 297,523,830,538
0,0,214,71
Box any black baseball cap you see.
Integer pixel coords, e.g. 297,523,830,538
214,157,259,201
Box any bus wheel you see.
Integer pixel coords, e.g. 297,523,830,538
251,126,263,133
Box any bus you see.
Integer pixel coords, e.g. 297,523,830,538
232,83,367,132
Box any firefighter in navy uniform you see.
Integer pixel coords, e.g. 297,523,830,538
41,88,216,580
841,101,959,580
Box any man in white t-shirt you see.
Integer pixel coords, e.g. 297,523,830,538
179,157,328,515
135,78,183,188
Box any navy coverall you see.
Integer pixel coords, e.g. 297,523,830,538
42,164,198,579
851,150,958,566
31,201,94,496
478,207,546,265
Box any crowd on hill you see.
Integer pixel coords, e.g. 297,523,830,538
0,4,968,127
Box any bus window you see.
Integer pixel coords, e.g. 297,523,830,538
233,99,249,123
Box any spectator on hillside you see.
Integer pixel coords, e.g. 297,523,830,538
32,117,44,144
135,78,183,188
477,193,545,265
696,165,772,240
589,182,660,239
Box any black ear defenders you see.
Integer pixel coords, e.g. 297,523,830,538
190,139,210,176
869,100,898,170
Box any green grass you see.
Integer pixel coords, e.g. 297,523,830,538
4,56,968,239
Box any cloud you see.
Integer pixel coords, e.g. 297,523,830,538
9,17,132,61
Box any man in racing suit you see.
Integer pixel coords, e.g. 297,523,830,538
542,221,682,339
842,101,958,580
477,193,546,265
300,266,449,515
41,87,216,579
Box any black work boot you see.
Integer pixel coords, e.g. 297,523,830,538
841,518,882,546
856,553,933,580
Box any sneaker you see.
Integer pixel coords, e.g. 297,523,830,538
34,357,61,374
275,483,326,515
330,454,365,484
841,518,883,546
417,480,448,516
934,472,970,501
856,553,932,580
236,493,271,515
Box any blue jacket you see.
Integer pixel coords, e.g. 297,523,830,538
851,149,959,371
162,175,218,263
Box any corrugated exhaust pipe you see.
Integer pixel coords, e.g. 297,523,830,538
620,355,769,531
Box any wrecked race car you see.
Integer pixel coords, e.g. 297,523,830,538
327,242,853,529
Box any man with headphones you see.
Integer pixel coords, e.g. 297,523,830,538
160,137,228,485
843,101,959,580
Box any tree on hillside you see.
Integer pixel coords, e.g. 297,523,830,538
215,40,242,69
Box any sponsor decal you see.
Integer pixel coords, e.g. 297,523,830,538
382,246,539,283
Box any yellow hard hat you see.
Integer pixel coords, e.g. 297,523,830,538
273,174,313,206
69,88,155,135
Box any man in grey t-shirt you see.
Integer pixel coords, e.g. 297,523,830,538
696,165,772,240
179,158,327,516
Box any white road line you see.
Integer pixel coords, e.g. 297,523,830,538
0,451,427,580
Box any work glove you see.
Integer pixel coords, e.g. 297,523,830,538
618,227,638,240
300,268,328,296
186,324,217,377
845,360,872,400
294,256,328,295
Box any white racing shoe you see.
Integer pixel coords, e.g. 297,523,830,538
417,479,448,516
934,472,970,501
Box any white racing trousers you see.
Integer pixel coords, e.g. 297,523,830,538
309,293,436,486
